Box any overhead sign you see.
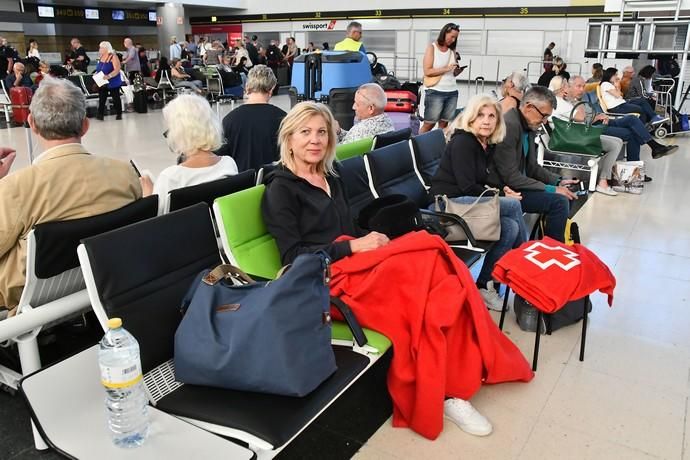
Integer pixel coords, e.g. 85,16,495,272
33,4,156,25
301,20,337,30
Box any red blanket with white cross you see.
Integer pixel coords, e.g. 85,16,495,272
492,237,616,313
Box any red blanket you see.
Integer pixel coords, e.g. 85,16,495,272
492,237,616,313
330,231,533,440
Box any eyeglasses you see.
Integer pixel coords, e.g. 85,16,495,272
529,103,551,121
448,24,460,31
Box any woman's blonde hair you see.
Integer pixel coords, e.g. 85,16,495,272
162,94,222,155
553,56,566,74
98,41,114,54
448,94,506,144
278,102,337,176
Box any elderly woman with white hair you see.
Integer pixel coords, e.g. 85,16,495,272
94,41,123,120
336,83,394,144
140,94,238,214
499,71,529,114
431,94,527,311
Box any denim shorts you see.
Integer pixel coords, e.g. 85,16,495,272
423,89,458,123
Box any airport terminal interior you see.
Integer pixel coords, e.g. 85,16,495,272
1,0,690,459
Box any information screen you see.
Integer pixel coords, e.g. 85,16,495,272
85,9,99,19
112,10,125,20
148,11,157,21
37,6,55,17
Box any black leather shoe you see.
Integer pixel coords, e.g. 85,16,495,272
644,175,653,182
116,115,122,120
652,144,678,159
96,115,104,121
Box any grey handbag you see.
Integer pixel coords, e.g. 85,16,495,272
434,188,501,242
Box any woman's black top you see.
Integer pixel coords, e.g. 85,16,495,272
430,129,500,198
262,166,358,265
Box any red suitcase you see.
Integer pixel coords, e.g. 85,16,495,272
10,86,32,124
384,90,417,113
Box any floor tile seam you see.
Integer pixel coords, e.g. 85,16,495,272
535,411,667,459
579,322,690,355
516,360,571,459
612,268,690,283
564,362,690,399
682,395,689,460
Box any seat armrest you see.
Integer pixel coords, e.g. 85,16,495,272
419,209,478,247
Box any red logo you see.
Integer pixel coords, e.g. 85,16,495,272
327,20,337,30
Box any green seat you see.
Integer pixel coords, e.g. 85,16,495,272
214,185,282,280
213,185,391,354
335,136,374,161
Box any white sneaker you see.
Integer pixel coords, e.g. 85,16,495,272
444,398,493,436
595,185,618,196
479,282,505,311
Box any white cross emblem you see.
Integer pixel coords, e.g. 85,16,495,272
523,241,581,271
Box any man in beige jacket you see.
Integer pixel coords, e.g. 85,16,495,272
0,77,142,319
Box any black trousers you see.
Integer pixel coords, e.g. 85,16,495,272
128,71,140,83
97,86,122,118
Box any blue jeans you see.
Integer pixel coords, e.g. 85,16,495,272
449,196,527,285
519,191,569,242
423,89,458,123
609,98,656,123
604,115,652,161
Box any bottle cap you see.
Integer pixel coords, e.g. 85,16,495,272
107,318,123,329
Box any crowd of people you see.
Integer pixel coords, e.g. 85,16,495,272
0,24,683,442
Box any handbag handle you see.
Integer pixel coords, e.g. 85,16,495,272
436,187,499,217
203,264,255,286
568,101,596,127
330,296,368,347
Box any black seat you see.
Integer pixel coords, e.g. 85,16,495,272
78,204,371,453
329,87,357,131
373,128,412,150
168,170,256,213
410,129,445,186
367,140,430,207
337,155,376,219
366,140,488,265
256,163,279,185
34,195,159,279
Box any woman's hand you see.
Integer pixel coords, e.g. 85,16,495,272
503,186,522,200
139,175,154,197
349,232,390,254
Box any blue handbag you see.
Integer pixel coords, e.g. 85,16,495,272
174,252,337,397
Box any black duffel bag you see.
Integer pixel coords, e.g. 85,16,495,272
514,294,592,334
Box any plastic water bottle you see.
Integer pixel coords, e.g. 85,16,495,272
98,318,150,448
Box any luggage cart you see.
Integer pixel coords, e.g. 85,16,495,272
650,77,690,139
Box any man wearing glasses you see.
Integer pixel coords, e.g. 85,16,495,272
493,86,577,242
334,21,367,54
336,83,393,144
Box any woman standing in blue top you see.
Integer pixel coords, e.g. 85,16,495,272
95,41,122,121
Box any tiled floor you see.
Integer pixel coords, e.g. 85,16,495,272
1,94,689,459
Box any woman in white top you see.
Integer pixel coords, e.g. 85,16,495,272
233,38,253,68
600,67,662,124
140,94,238,214
420,23,463,133
27,39,40,59
548,76,621,196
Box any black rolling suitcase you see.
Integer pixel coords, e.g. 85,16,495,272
133,91,147,113
328,87,356,131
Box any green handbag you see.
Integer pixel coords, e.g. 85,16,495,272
548,101,605,156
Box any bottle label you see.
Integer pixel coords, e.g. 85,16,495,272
100,363,143,389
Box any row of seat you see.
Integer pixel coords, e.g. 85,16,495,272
5,128,484,456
